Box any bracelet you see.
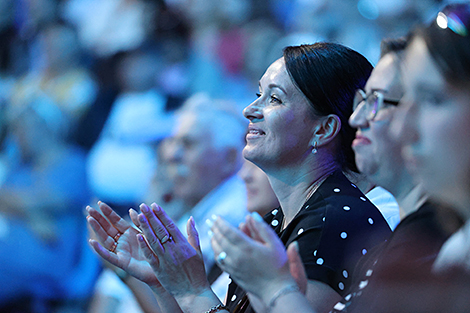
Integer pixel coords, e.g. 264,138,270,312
205,304,229,313
267,284,300,310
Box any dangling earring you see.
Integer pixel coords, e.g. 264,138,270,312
312,142,318,154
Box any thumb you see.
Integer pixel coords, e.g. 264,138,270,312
187,216,202,254
287,241,307,295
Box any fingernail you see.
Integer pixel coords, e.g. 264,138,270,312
97,200,102,205
140,204,149,213
251,212,263,222
205,218,214,228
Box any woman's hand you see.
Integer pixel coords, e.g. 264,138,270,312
211,213,306,305
86,201,160,288
136,203,221,312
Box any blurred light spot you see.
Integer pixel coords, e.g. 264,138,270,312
358,0,379,20
437,12,448,29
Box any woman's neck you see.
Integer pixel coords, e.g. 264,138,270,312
395,184,428,220
266,161,338,229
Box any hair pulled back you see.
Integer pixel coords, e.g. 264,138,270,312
283,42,373,172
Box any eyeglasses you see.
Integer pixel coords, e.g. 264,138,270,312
353,89,400,121
435,3,470,37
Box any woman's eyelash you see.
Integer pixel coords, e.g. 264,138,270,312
270,95,282,103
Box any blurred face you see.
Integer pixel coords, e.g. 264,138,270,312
242,58,316,169
238,160,279,215
393,37,470,212
166,114,227,206
349,53,404,188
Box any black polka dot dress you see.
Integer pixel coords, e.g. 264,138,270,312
225,170,392,313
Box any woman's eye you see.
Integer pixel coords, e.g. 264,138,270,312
422,93,443,106
270,95,282,104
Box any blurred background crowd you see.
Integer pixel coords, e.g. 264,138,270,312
0,0,452,312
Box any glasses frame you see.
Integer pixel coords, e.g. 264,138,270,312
353,89,400,122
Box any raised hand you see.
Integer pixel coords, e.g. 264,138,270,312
210,213,300,303
86,201,160,287
136,203,210,295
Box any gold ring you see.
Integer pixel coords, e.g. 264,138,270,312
113,233,121,242
110,242,117,253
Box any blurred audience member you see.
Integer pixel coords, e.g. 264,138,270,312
86,48,173,216
238,159,279,217
9,23,97,140
0,101,99,312
165,94,248,281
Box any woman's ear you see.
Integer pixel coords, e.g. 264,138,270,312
310,114,342,147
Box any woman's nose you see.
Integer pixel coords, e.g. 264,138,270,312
349,101,369,129
243,99,263,121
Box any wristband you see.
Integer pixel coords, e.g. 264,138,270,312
205,303,229,313
267,284,300,310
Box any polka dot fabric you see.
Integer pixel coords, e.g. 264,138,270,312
264,170,392,296
225,170,391,313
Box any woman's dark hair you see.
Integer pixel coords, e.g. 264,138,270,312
412,3,470,87
283,42,373,172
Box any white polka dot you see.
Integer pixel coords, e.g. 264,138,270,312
231,295,237,302
362,249,368,255
368,218,374,224
360,196,366,201
334,188,341,193
359,280,368,289
340,232,348,239
333,302,346,311
351,183,357,188
305,205,309,209
345,294,352,301
366,269,373,277
297,228,304,235
313,250,317,256
338,282,345,290
343,206,351,211
316,258,324,265
343,270,348,278
323,217,326,222
271,220,279,227
271,209,278,215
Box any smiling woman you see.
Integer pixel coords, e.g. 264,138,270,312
214,43,391,313
85,42,392,313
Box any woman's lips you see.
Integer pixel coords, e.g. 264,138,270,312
246,125,266,140
352,135,371,147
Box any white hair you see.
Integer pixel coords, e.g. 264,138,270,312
177,93,247,152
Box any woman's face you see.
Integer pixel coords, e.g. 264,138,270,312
238,160,279,215
242,58,316,169
393,37,470,213
349,53,404,188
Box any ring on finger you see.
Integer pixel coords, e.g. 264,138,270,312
110,242,117,253
216,251,227,264
113,233,121,242
161,235,172,244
